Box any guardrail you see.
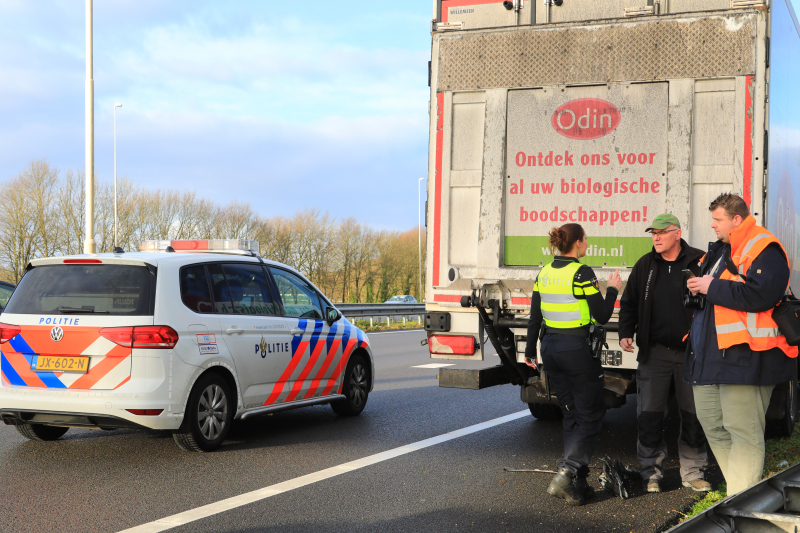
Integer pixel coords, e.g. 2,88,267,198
669,461,800,532
334,303,425,327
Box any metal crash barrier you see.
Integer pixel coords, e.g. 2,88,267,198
669,462,800,532
335,303,425,327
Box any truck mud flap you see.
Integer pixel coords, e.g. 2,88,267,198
438,365,512,390
669,462,800,532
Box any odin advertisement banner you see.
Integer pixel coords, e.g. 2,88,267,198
504,83,668,267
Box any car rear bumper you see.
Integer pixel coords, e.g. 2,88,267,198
0,387,185,430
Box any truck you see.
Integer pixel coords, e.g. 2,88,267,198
423,0,800,436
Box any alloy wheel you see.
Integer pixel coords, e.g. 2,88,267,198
197,384,228,441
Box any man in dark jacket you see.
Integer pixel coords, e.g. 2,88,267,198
619,213,710,493
686,193,796,495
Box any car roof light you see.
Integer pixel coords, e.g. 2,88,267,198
139,239,259,255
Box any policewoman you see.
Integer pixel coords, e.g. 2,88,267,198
524,223,623,506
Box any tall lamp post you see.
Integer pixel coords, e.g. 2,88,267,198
114,103,122,248
84,0,95,254
418,177,425,302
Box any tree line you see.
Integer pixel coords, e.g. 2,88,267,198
0,159,426,303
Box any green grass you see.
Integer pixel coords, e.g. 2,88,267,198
679,425,800,523
353,320,424,333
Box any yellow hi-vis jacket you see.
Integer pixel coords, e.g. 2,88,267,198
714,216,798,358
535,260,599,329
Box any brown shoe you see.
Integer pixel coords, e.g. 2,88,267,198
683,479,712,492
645,479,661,493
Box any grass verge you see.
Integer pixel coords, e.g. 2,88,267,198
678,425,800,523
352,320,424,333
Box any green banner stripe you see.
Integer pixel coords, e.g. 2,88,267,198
505,236,652,267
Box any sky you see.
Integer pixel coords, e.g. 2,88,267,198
2,2,799,232
0,1,433,230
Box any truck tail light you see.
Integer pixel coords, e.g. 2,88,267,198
0,324,21,344
428,335,477,355
100,326,179,349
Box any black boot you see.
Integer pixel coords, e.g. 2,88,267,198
574,475,595,499
547,468,585,506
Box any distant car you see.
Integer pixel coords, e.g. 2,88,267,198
384,295,417,304
0,281,15,312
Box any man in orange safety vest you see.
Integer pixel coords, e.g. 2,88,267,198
685,193,797,495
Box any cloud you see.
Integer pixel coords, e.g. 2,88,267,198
0,1,433,229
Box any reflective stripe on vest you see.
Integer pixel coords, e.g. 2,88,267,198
712,216,798,358
537,261,592,328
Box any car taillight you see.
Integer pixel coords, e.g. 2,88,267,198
0,324,21,344
126,409,163,416
428,335,477,355
99,326,179,349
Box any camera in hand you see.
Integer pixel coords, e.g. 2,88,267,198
684,290,707,310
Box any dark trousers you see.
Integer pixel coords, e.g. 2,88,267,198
540,333,606,475
637,344,708,481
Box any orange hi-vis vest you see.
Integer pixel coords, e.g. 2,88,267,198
714,216,798,358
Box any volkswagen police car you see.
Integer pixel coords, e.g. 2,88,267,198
0,240,373,452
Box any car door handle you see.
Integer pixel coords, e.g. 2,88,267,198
226,328,244,335
290,328,304,336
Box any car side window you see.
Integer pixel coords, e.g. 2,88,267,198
179,265,213,314
207,263,277,316
268,268,324,320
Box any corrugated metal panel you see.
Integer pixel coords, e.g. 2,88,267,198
437,14,757,92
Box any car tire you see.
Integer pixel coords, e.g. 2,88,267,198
331,354,370,416
15,423,69,441
173,373,234,452
767,379,799,439
528,402,563,421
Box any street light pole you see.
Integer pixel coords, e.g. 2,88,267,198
84,0,95,254
114,103,122,248
418,177,425,302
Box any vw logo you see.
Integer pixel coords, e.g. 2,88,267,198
50,326,64,342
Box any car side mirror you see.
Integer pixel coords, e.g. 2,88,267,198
326,306,342,325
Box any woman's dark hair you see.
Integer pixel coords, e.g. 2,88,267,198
548,223,586,255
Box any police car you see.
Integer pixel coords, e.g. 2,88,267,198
0,240,374,452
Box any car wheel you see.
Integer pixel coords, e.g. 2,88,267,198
15,423,69,441
173,373,234,452
528,402,563,421
331,354,370,416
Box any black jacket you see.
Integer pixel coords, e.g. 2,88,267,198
684,240,795,386
618,239,704,363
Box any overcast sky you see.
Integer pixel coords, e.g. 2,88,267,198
1,2,798,231
0,1,433,230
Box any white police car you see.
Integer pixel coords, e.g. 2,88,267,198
0,240,373,452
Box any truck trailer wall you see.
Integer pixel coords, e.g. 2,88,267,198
767,0,800,290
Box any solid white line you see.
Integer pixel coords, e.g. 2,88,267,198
118,410,530,533
412,363,455,369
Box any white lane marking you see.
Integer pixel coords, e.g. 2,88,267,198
412,363,455,369
118,410,530,533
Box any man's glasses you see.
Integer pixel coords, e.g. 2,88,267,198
650,228,678,239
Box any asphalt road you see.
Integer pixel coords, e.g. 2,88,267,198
0,329,718,533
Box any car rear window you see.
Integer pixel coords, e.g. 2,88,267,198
5,265,154,316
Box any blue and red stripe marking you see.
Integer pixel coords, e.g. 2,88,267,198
2,335,66,388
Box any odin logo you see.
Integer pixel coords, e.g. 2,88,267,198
50,326,64,342
551,98,621,140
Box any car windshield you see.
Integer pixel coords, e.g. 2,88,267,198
5,265,154,315
387,296,403,302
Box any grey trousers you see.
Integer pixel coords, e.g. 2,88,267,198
637,344,709,482
693,383,774,495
